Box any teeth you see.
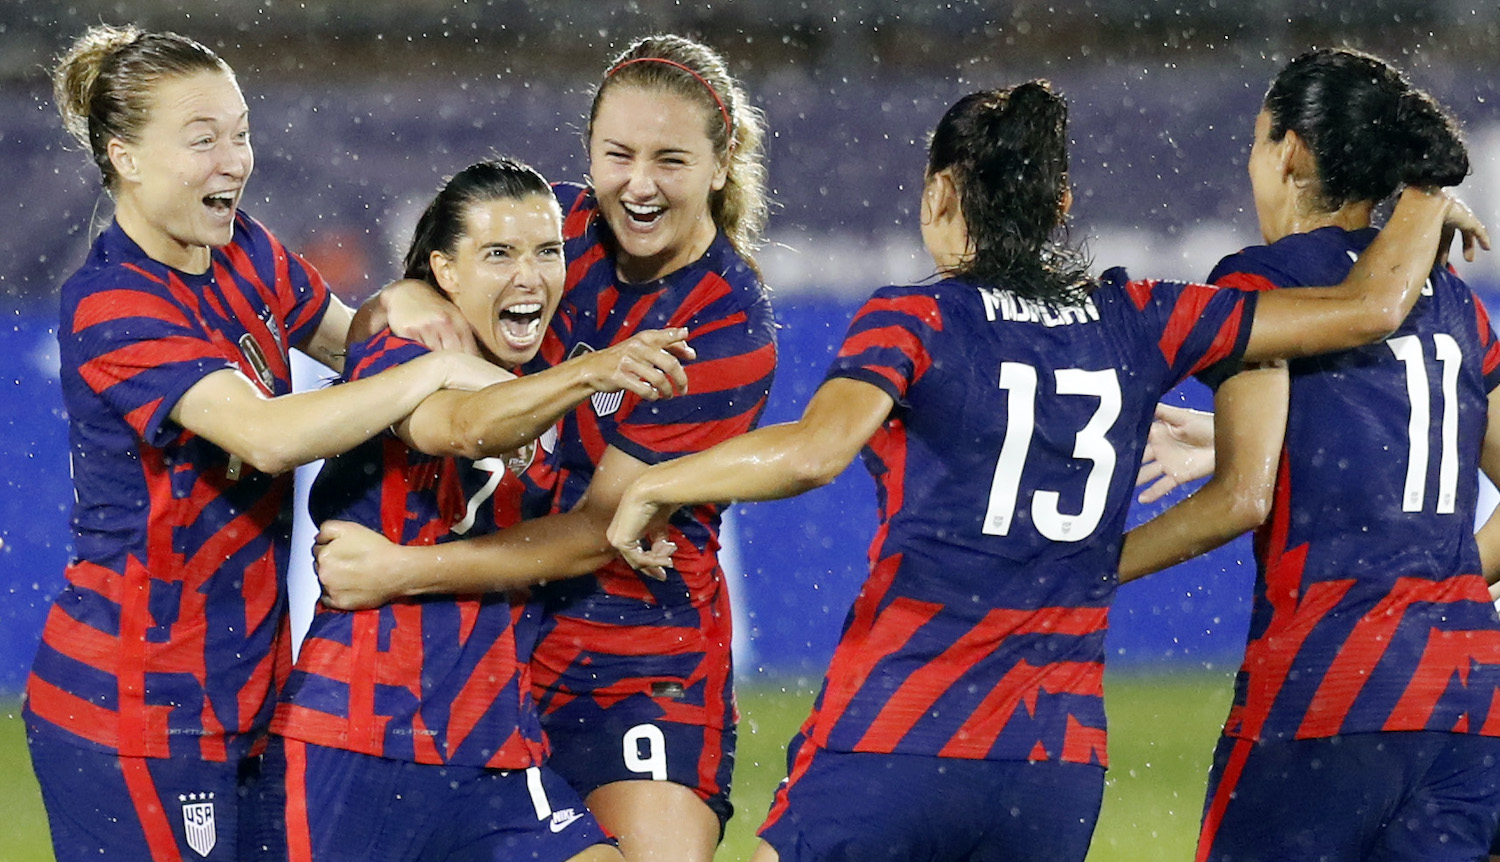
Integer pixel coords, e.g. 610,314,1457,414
527,318,541,336
507,303,542,315
623,202,663,217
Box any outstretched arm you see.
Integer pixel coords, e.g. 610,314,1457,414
1118,362,1287,584
1243,188,1486,362
399,328,694,459
608,377,894,569
169,349,502,476
1473,391,1500,593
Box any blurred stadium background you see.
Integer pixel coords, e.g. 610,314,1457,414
5,1,1500,859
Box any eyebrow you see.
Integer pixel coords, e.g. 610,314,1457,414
182,110,250,128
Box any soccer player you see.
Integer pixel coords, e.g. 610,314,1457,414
27,25,512,862
264,157,697,862
1121,48,1500,862
313,35,776,861
603,81,1477,862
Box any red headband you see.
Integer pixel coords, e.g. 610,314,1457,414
605,57,733,137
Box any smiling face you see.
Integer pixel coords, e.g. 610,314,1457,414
588,84,728,284
109,69,251,273
430,193,565,369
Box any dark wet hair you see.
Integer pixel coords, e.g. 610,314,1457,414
1264,47,1468,210
54,24,231,190
402,157,554,283
928,81,1090,306
590,34,769,267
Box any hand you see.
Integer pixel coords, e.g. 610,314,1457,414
381,278,479,355
579,328,696,400
1437,191,1491,267
314,520,412,610
607,484,677,575
1136,403,1216,504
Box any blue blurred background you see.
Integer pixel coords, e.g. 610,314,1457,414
5,0,1500,696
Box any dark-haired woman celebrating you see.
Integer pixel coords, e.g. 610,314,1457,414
605,80,1478,862
28,25,520,861
314,34,776,860
265,157,697,862
1122,48,1500,862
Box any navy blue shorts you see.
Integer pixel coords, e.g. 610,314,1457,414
28,722,259,861
542,693,735,830
1199,732,1500,862
757,743,1105,862
255,736,610,862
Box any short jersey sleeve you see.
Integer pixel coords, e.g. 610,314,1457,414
1096,267,1258,391
64,272,236,448
344,328,431,382
824,285,943,406
609,273,778,465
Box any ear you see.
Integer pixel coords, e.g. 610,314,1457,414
924,170,960,224
710,144,732,193
106,138,138,183
429,250,459,298
1278,129,1317,184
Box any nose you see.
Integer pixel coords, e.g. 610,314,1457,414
513,254,543,290
219,138,252,180
624,159,657,199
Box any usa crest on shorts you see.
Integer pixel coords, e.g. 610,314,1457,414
180,792,216,857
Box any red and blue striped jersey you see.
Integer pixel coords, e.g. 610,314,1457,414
521,183,777,728
794,272,1256,766
1208,226,1500,743
28,212,330,761
272,330,547,769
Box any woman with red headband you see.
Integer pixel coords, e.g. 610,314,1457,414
313,34,776,861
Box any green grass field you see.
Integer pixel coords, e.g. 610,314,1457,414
0,669,1234,861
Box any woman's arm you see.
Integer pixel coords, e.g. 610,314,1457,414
169,349,499,476
316,444,664,608
608,377,895,568
314,377,894,608
1118,362,1288,584
1472,390,1500,590
1243,188,1486,361
398,328,694,459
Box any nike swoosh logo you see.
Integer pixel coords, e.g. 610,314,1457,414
549,811,584,833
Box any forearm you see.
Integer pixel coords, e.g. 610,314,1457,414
1118,476,1268,583
453,363,614,456
176,359,444,474
628,422,847,512
393,510,615,596
1244,187,1450,361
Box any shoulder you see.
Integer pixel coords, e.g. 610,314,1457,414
61,224,174,313
852,281,949,328
552,182,597,237
1208,229,1358,287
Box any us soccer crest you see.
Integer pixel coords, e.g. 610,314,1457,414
237,332,276,393
568,342,624,417
179,792,216,857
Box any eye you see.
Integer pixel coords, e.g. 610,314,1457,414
192,135,214,148
485,247,512,261
540,246,563,259
234,129,251,144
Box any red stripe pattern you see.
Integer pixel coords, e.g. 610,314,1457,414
272,331,547,768
1208,227,1500,743
520,184,775,753
28,212,329,761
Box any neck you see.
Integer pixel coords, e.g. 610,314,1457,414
114,194,211,274
1273,197,1375,243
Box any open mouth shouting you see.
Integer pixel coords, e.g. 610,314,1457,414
621,200,666,229
496,300,545,351
203,190,238,219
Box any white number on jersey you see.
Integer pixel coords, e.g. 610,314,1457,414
983,362,1122,541
1388,333,1460,514
623,723,668,781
